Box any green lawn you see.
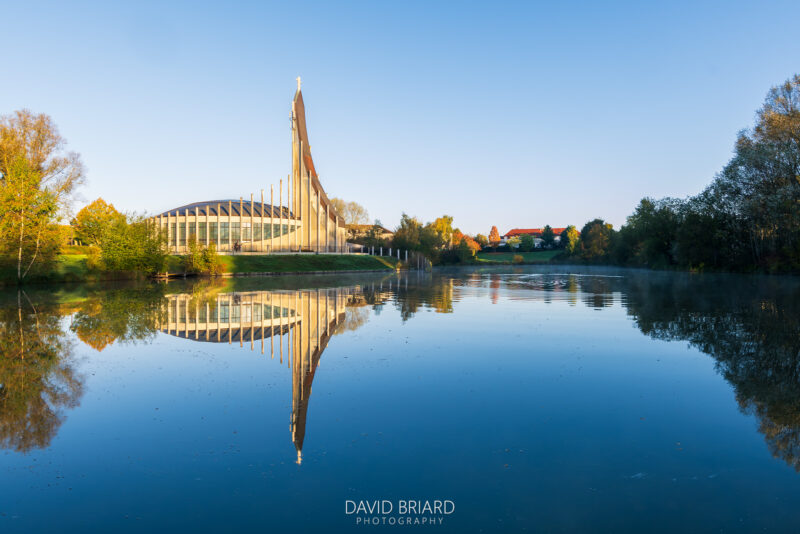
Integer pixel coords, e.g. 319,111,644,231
476,250,561,263
1,253,397,286
56,254,90,278
0,254,91,284
218,254,398,274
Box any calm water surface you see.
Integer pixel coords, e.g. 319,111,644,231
1,266,800,532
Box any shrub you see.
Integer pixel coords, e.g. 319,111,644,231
184,240,224,275
86,246,103,271
512,254,524,264
100,217,168,275
202,242,225,275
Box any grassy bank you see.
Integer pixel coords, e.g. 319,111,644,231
476,250,561,264
1,253,398,285
1,254,154,285
219,254,398,273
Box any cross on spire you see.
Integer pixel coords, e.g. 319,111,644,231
296,76,301,91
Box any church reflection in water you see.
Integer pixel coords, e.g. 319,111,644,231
4,271,800,474
158,287,352,465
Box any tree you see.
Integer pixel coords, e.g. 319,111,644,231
560,225,580,254
393,214,472,264
362,220,387,248
452,230,481,261
614,197,682,267
392,213,423,251
330,197,369,225
0,158,57,280
72,198,125,246
431,215,454,246
419,223,447,261
475,234,488,248
579,219,614,260
541,225,556,248
454,239,476,262
100,215,168,274
691,74,800,271
0,110,84,282
519,234,534,252
506,236,521,250
488,226,501,246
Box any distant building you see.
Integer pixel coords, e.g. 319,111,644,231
501,228,574,248
346,224,394,242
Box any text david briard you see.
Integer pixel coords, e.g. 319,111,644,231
345,499,455,526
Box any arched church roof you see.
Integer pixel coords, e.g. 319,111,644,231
157,200,295,219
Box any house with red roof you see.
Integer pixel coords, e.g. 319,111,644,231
501,228,574,248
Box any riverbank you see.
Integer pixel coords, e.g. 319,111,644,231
217,254,398,273
475,250,561,264
0,254,400,285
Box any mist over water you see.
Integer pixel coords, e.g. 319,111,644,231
2,267,800,532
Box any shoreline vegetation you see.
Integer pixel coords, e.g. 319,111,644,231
0,253,400,286
2,75,799,285
367,74,800,276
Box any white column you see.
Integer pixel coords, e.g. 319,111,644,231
306,166,311,251
260,189,264,253
298,141,303,251
216,203,221,250
260,292,264,354
183,208,188,253
205,204,209,247
316,187,321,253
270,185,274,254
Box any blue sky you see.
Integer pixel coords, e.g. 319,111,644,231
2,0,798,234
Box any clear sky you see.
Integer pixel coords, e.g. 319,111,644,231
2,0,799,235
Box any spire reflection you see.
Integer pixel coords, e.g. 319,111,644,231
158,287,350,464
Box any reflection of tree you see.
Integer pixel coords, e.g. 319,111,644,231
187,278,228,312
394,277,454,320
624,273,800,471
334,306,370,334
70,299,116,350
490,274,500,305
749,402,800,472
70,286,166,350
0,292,84,452
580,277,614,309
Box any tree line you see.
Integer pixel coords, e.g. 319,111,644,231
2,73,797,279
415,74,798,272
560,74,800,273
0,108,222,283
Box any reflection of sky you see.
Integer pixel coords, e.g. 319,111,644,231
2,272,800,532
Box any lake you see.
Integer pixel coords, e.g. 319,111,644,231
1,266,800,532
